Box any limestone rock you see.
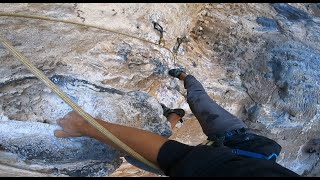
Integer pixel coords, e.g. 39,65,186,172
0,3,320,177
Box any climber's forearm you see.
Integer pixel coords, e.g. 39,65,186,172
55,111,168,165
85,119,168,165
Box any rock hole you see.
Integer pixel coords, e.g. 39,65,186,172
0,144,5,151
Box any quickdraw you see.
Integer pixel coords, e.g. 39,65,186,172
152,21,165,46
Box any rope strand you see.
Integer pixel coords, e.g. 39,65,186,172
0,13,178,66
0,34,162,173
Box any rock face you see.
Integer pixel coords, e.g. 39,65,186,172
0,76,171,177
0,3,319,176
0,75,171,177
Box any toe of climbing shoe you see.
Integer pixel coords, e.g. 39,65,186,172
160,103,171,117
160,103,186,128
168,69,184,78
173,108,185,118
160,103,185,118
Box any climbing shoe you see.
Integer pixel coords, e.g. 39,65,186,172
168,69,184,78
160,103,185,118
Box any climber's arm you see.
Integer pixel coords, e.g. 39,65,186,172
54,111,168,166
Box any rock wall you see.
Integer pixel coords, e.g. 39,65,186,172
0,3,319,176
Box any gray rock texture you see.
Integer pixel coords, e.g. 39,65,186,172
0,3,319,176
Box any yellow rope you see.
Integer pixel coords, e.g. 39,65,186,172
0,35,162,172
0,13,176,63
0,12,183,172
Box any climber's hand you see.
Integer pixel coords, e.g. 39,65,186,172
54,111,90,138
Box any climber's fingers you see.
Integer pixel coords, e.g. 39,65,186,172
54,130,70,138
55,112,87,137
57,118,64,127
54,129,82,138
56,111,79,127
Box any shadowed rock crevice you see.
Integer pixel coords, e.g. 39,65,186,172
272,3,311,22
50,75,125,95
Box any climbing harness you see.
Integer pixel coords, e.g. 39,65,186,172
201,139,215,146
231,149,278,161
0,14,165,172
152,21,165,46
201,128,278,161
202,140,278,160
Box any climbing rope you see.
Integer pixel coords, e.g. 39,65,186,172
0,13,178,66
0,35,162,173
0,14,166,172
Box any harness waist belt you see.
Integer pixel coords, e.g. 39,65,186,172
201,140,278,161
231,148,278,160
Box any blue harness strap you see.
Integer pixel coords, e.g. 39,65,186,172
202,140,278,161
206,128,278,161
231,148,278,160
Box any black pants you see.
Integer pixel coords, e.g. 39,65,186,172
184,75,247,138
